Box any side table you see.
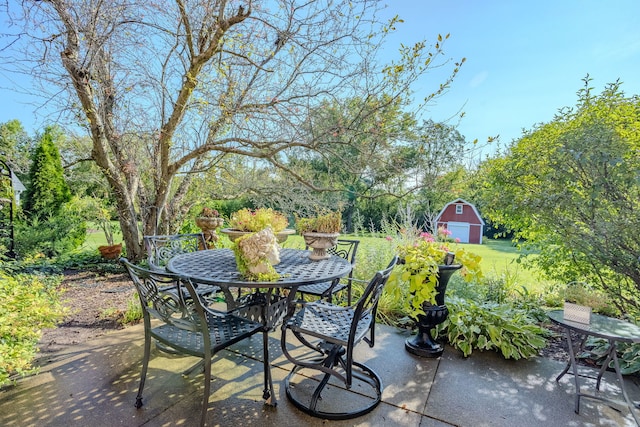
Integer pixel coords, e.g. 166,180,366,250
548,309,640,425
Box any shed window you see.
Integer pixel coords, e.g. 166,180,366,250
455,204,463,214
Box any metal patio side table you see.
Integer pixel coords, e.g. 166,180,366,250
548,309,640,425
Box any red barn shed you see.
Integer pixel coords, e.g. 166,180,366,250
434,199,485,244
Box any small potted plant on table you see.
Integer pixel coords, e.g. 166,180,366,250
220,207,295,242
295,210,342,261
232,227,281,281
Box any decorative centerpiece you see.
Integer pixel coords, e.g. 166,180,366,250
389,228,482,357
221,207,294,242
232,227,281,281
296,210,342,261
195,207,224,248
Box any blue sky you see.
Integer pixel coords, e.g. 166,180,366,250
1,1,639,153
379,1,640,150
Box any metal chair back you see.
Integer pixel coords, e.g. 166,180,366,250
298,239,359,304
143,233,206,271
120,258,265,427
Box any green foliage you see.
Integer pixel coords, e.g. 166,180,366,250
295,210,342,234
228,208,289,233
0,120,33,174
0,271,66,385
14,197,87,258
73,196,118,246
387,226,483,319
21,126,71,221
479,78,640,317
560,281,617,316
581,338,640,375
435,296,548,359
119,294,143,325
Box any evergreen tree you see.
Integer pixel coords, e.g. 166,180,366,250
21,126,71,221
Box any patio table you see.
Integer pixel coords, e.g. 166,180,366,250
167,247,353,323
166,248,353,405
548,309,640,425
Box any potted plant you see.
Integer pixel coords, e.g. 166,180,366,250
81,197,121,260
295,210,342,260
195,207,224,248
221,207,295,242
232,227,281,281
389,227,482,357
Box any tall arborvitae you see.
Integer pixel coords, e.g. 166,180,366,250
21,126,71,221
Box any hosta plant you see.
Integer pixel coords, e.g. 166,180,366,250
434,296,548,359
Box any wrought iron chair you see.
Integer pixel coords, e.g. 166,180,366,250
143,233,219,300
281,256,398,420
296,239,360,304
120,259,273,427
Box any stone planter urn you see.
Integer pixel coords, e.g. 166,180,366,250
302,232,340,261
405,264,462,358
195,217,224,248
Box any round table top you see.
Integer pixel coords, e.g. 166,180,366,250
167,248,352,288
548,309,640,343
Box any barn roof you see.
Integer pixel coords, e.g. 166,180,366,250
435,198,485,225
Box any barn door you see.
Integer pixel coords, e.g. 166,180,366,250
447,222,470,243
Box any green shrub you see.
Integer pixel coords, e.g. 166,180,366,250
0,272,66,386
435,296,548,359
14,199,87,258
560,281,617,316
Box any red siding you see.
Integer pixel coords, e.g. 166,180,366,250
438,204,482,225
469,225,482,244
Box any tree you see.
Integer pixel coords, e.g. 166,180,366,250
289,95,416,231
5,1,464,261
480,79,640,316
0,120,33,176
400,119,479,219
21,126,71,221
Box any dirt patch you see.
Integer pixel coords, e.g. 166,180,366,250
37,268,571,363
37,269,136,355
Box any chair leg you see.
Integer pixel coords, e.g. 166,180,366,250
262,329,277,406
136,333,152,408
200,357,212,427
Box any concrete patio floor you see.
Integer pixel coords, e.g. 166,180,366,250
1,322,639,426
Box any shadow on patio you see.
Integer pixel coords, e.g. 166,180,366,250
1,322,638,426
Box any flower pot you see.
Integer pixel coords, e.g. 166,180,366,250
98,243,122,260
195,217,224,230
405,264,462,358
221,228,295,243
302,232,340,261
196,217,224,249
